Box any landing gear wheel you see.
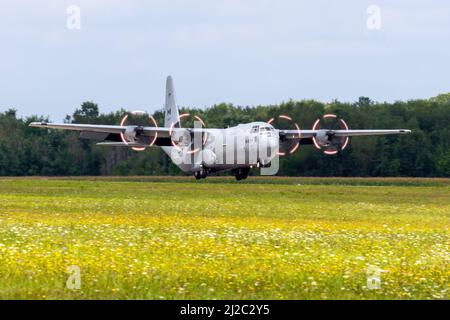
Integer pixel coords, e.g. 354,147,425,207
233,168,249,181
194,169,208,180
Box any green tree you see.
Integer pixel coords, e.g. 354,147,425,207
437,151,450,177
73,101,100,123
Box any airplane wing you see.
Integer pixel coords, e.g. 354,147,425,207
29,122,210,146
279,129,411,139
29,122,411,149
29,121,218,135
29,122,171,136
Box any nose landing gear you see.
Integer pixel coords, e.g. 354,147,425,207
232,168,249,181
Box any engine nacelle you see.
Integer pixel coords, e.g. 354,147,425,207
123,126,138,142
171,129,191,147
315,130,331,147
312,115,350,155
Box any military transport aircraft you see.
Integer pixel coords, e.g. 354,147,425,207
30,76,411,180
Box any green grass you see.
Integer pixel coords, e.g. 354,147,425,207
0,177,448,299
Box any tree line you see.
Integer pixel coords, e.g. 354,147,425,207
1,94,449,177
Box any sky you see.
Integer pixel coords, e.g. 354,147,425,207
1,0,449,121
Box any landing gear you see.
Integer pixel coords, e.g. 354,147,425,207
194,169,208,180
233,168,249,181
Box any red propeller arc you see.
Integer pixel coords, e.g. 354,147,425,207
268,114,301,156
311,114,349,155
169,113,207,154
119,110,158,152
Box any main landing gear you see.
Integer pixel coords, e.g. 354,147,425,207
194,168,250,181
232,168,249,181
194,169,208,180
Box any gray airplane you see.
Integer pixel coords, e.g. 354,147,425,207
30,76,411,180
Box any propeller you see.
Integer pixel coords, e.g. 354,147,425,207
119,110,158,151
268,114,301,156
169,113,208,155
311,114,349,155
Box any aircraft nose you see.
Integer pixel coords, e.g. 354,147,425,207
258,135,279,158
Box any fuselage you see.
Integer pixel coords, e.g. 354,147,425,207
164,122,279,175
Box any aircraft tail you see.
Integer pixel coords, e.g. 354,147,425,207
164,76,180,128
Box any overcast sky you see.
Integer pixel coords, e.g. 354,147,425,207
1,0,449,121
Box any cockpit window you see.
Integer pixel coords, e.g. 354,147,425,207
250,125,259,133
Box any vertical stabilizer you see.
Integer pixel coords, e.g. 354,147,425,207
164,76,180,128
162,76,190,172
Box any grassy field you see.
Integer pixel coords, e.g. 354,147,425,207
0,177,448,299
